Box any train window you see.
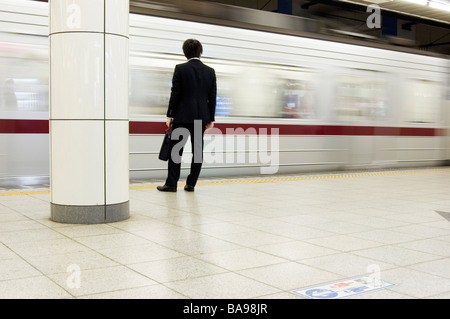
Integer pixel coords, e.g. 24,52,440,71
130,60,318,120
402,79,442,123
215,74,234,117
129,67,172,115
228,66,281,118
227,65,317,119
0,50,48,112
129,65,235,117
335,74,389,122
280,77,316,119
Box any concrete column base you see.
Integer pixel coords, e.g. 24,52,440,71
51,201,129,224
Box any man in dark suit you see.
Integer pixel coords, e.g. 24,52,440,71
157,39,217,192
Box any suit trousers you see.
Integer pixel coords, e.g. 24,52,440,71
165,122,205,187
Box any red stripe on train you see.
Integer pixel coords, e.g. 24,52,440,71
0,119,49,134
130,122,445,137
0,119,445,136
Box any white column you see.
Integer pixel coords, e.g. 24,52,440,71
49,0,129,224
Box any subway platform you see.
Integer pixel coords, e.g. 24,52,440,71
0,167,450,299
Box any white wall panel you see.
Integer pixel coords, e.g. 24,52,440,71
106,121,129,204
50,33,104,120
105,34,129,120
106,0,129,37
51,120,105,205
50,0,104,34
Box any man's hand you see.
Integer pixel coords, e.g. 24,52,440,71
166,118,173,128
205,122,214,130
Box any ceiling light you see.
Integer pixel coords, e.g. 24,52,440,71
428,0,450,11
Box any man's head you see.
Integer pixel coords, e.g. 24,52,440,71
183,39,203,59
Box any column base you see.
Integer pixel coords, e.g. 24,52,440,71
51,201,129,224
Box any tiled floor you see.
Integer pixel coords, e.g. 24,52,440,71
1,167,450,299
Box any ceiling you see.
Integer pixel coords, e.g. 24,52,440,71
204,0,450,54
340,0,450,25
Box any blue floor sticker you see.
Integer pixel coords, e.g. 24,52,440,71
292,276,395,299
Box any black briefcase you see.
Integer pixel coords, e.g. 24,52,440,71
158,129,172,161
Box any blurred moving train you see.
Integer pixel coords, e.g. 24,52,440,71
0,0,449,186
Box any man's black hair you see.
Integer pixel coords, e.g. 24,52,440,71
183,39,203,59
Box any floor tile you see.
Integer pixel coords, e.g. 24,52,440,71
81,284,187,299
255,241,338,261
129,256,227,282
305,234,383,252
353,245,441,267
399,239,450,257
237,262,341,291
0,220,45,233
390,224,450,239
0,243,17,260
6,238,90,258
349,229,423,244
256,291,305,299
0,276,72,299
183,221,253,236
164,272,280,299
277,214,333,226
133,225,206,242
350,216,409,229
346,288,411,299
25,250,119,275
0,258,42,280
213,230,291,247
266,224,334,241
380,268,450,298
0,228,65,245
1,167,450,299
72,232,151,251
48,266,157,297
196,248,286,271
308,221,373,235
300,252,396,277
409,258,450,279
54,224,123,238
157,236,241,256
97,242,183,265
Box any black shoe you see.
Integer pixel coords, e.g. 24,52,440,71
157,185,177,192
184,185,195,192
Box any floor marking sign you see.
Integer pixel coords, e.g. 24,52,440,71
436,211,450,223
292,276,395,299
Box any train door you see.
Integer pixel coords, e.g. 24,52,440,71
335,70,390,168
347,135,375,167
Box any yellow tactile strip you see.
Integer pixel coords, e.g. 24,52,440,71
0,190,50,197
2,168,450,197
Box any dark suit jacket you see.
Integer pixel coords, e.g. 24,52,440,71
167,59,217,125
